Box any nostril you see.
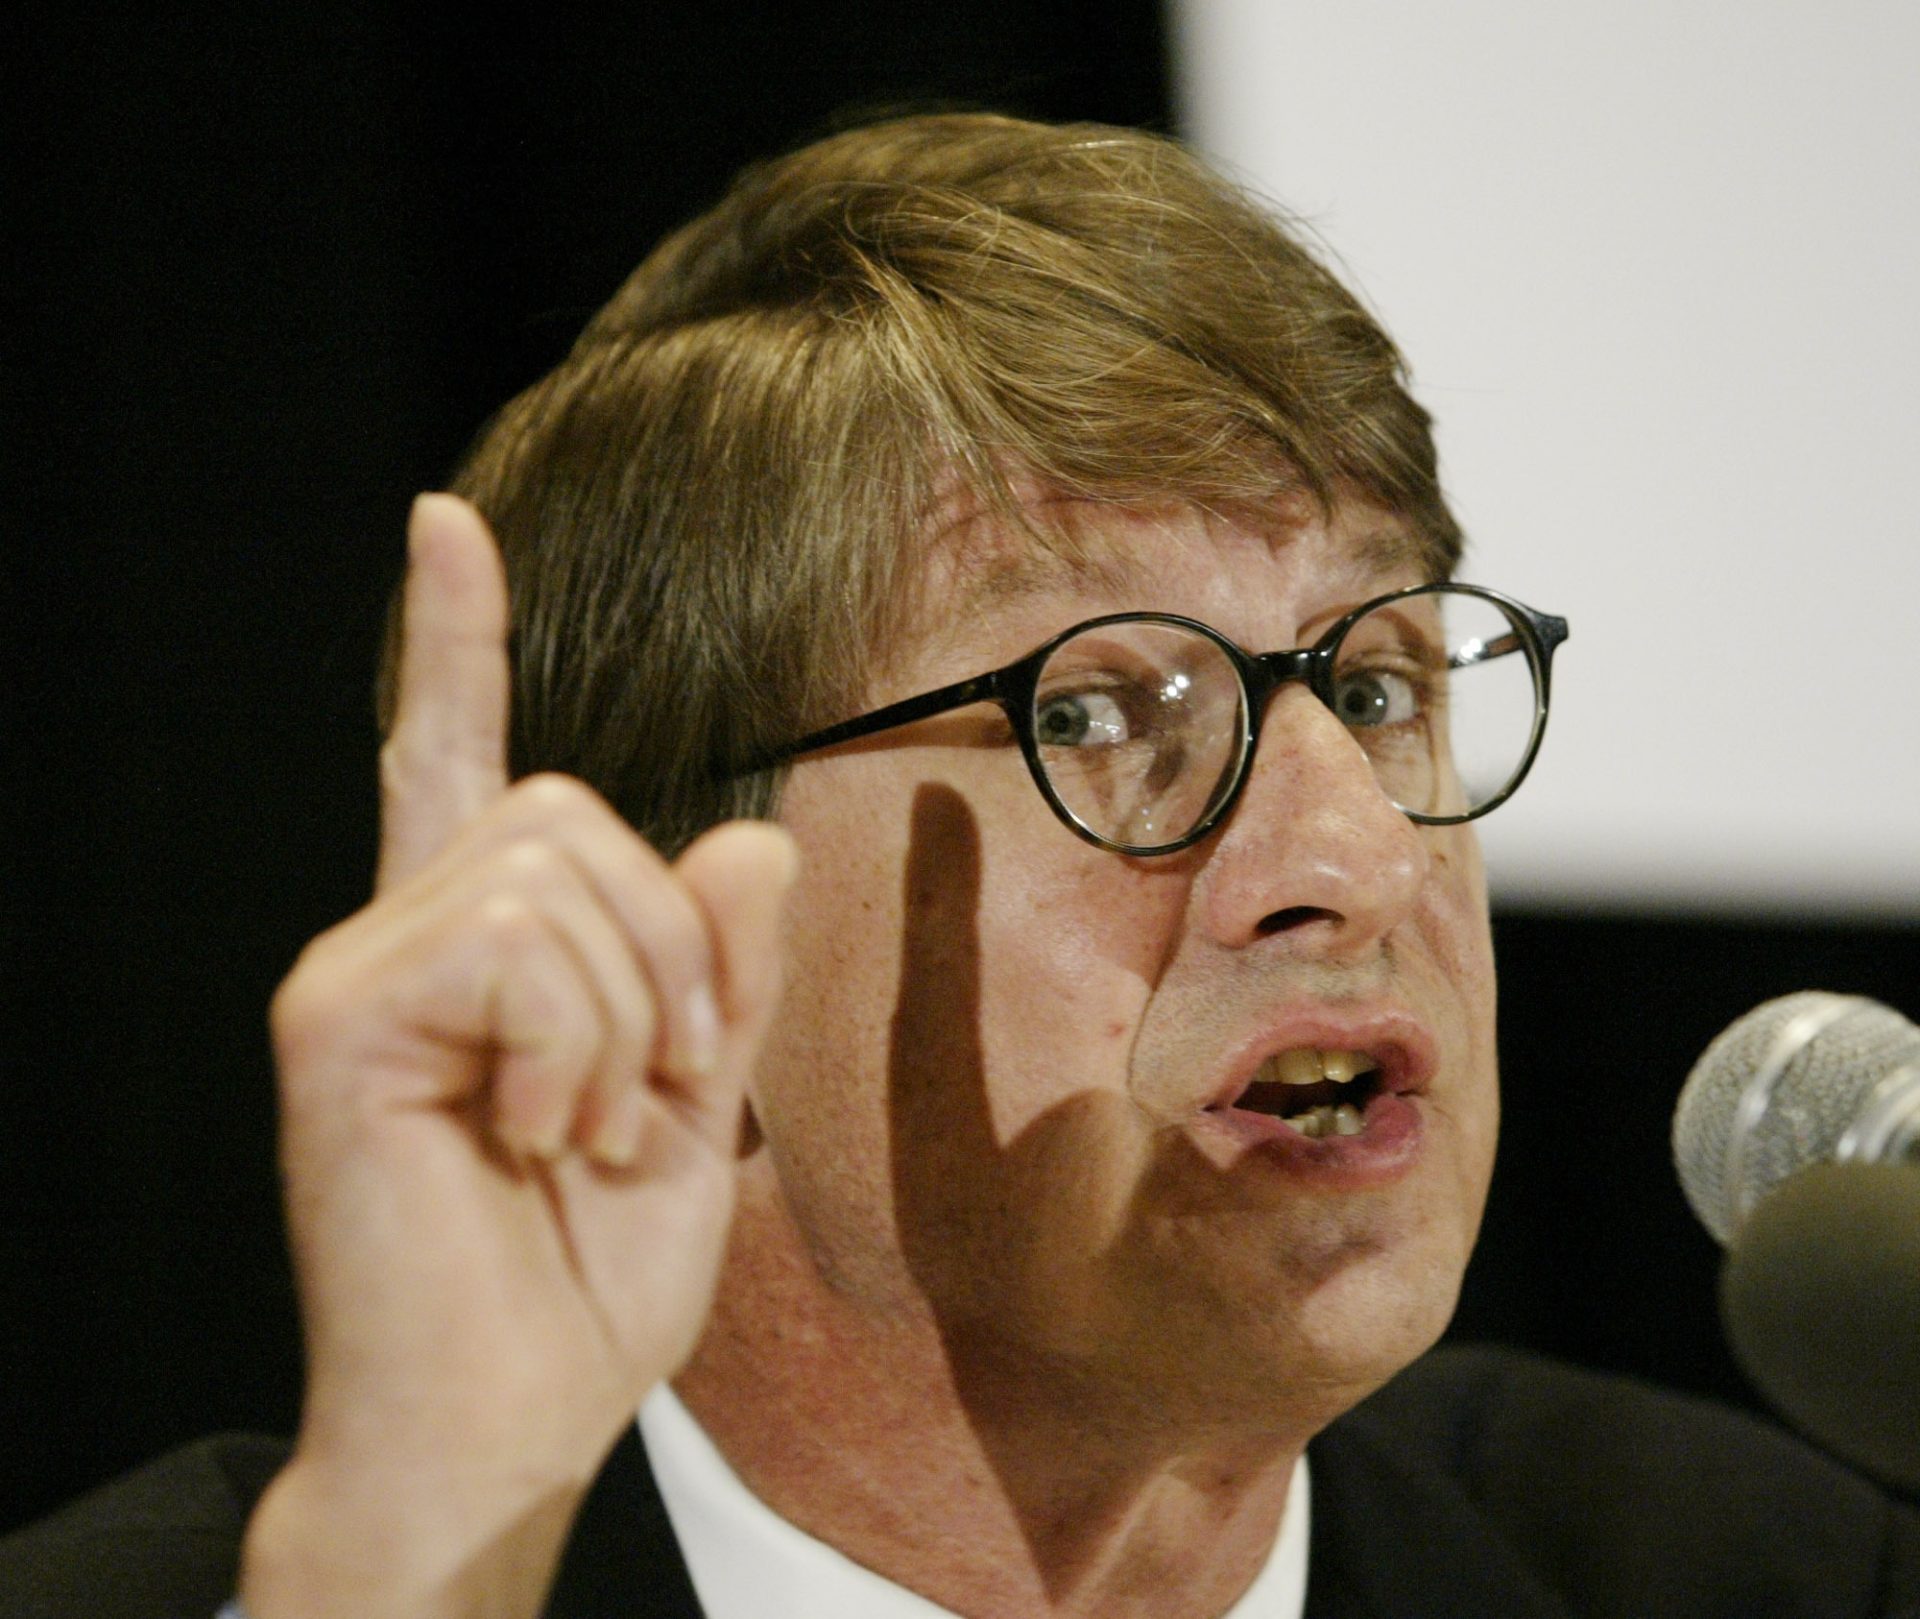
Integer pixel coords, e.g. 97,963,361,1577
1255,905,1339,937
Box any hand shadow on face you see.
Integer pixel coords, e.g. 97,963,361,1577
887,784,1313,1597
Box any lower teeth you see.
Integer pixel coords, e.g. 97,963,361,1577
1283,1102,1365,1139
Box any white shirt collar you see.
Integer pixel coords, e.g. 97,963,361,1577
638,1385,1309,1619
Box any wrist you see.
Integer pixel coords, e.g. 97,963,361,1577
240,1454,586,1619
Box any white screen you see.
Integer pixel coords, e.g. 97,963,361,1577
1170,0,1920,916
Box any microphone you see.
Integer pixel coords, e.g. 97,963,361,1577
1672,992,1920,1492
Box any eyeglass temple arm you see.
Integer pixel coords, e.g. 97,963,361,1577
748,671,1005,770
1446,611,1570,672
1448,632,1519,672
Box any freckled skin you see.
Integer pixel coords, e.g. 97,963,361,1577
722,499,1498,1435
678,499,1500,1615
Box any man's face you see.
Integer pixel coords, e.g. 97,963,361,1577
749,496,1499,1442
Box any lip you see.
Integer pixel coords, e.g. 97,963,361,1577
1191,1004,1439,1185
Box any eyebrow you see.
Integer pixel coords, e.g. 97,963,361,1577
957,545,1137,609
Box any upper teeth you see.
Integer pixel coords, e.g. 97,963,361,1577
1260,1048,1379,1087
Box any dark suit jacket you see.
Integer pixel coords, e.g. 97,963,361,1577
4,1347,1918,1618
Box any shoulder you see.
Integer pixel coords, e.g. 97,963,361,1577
0,1433,287,1618
1316,1344,1920,1618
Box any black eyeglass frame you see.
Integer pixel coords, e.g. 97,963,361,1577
753,581,1570,857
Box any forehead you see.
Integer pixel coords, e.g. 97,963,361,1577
902,489,1435,662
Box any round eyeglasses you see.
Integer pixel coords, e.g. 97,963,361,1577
755,583,1569,856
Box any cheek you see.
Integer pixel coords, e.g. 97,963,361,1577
1418,825,1500,1191
972,845,1189,1139
1419,825,1495,1012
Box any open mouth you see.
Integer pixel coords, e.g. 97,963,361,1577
1215,1047,1385,1139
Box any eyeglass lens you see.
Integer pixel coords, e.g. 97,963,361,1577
1029,591,1540,849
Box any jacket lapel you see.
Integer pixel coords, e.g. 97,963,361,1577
541,1396,1579,1619
1304,1419,1572,1619
543,1425,705,1618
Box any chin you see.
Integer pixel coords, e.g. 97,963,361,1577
1220,1214,1476,1420
1015,1224,1469,1451
1278,1234,1471,1408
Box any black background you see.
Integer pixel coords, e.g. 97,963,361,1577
8,2,1917,1534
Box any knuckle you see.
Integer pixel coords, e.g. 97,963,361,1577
267,967,325,1058
495,835,567,885
375,736,404,788
376,735,426,801
513,771,603,820
268,928,357,1056
475,887,544,944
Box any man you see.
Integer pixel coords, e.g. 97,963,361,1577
5,113,1916,1618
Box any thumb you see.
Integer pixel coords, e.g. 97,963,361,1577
671,821,800,1141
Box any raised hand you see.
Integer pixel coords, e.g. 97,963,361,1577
240,495,796,1619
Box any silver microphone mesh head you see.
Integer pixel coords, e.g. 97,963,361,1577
1672,992,1920,1246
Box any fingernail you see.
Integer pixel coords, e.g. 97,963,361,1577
590,1086,648,1168
770,830,801,894
684,983,722,1077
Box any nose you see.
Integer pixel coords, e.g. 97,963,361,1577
1194,685,1428,955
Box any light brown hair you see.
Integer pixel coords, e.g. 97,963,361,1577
434,112,1462,853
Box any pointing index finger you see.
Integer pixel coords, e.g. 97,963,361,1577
377,493,514,893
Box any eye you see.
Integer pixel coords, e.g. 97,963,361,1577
1331,667,1420,728
1035,689,1131,747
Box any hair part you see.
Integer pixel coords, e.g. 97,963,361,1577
406,112,1463,853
